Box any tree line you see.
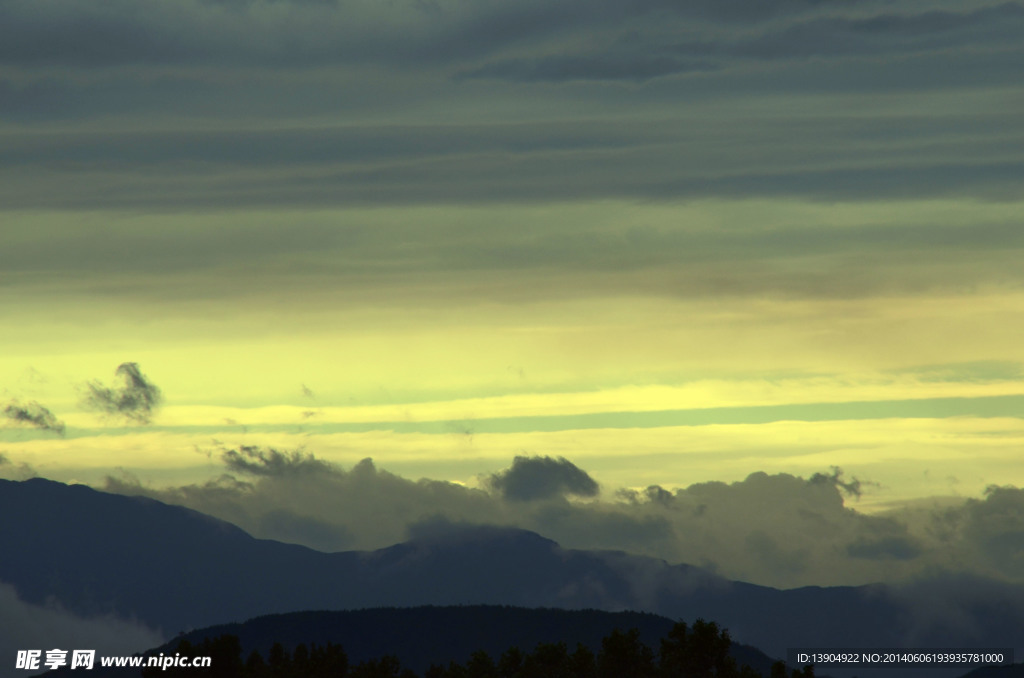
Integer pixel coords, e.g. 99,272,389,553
142,618,814,678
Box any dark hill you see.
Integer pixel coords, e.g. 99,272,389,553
152,605,780,675
40,606,786,677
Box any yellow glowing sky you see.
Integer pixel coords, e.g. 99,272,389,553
3,198,1023,511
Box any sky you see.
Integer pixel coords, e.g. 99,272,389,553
2,0,1024,589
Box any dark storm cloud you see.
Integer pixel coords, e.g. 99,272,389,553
488,455,600,501
83,363,162,424
2,400,66,436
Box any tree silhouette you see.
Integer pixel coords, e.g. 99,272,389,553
498,646,524,678
523,641,571,678
570,643,598,678
598,628,656,678
466,650,498,678
659,619,738,677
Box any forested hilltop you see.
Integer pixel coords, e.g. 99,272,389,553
142,619,814,678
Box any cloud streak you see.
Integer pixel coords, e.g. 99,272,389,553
3,400,65,436
1,0,1021,209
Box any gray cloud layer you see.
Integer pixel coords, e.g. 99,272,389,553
3,1,1019,71
0,0,1021,208
99,448,1024,589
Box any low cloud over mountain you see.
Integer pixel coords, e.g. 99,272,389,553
101,447,1024,589
0,581,163,677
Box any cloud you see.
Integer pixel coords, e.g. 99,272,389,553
810,465,866,499
98,450,1024,589
219,444,334,477
7,0,1012,73
894,360,1024,384
488,455,599,501
0,0,1021,213
2,400,65,436
104,453,504,553
461,3,1024,82
846,535,923,560
958,485,1024,578
886,573,1024,647
83,363,162,424
0,453,38,481
530,501,677,555
462,54,718,83
0,581,164,676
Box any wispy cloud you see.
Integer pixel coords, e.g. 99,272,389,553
219,444,334,477
83,363,162,425
3,400,65,436
0,453,37,480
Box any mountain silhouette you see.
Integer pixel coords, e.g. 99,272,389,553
3,478,1022,678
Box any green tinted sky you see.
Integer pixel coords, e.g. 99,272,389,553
2,0,1023,515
